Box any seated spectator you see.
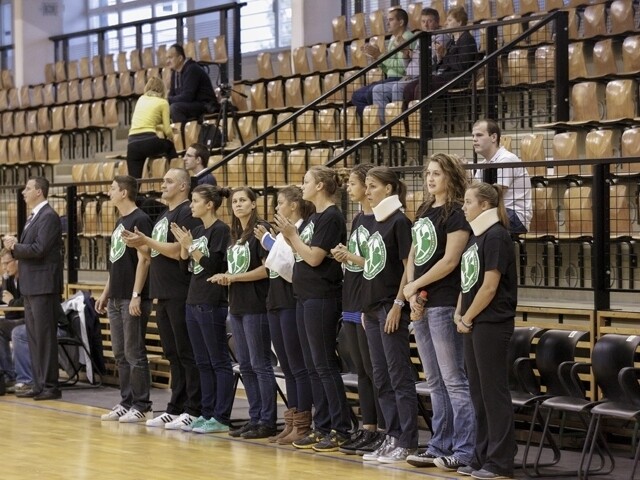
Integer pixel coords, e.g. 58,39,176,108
403,6,478,104
0,248,22,392
183,143,218,186
471,118,532,234
351,7,414,116
126,76,178,179
372,7,443,124
167,43,218,124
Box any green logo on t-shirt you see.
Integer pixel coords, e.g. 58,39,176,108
227,242,250,274
412,217,437,267
460,243,480,293
363,232,386,280
151,217,168,258
190,236,209,275
346,225,370,273
269,269,279,279
295,222,314,263
109,224,126,263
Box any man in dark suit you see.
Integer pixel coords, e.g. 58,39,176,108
3,176,63,400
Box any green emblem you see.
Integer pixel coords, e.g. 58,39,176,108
227,242,250,274
460,243,480,293
151,217,169,258
268,269,279,279
109,224,127,263
190,236,209,275
345,225,369,273
294,222,314,263
363,231,386,280
412,217,437,267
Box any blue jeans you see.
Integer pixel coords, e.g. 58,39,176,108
268,308,312,411
351,77,401,116
11,324,32,384
363,303,418,449
413,306,476,464
372,78,415,123
507,208,527,234
186,304,234,424
229,313,277,427
296,297,351,435
108,298,153,412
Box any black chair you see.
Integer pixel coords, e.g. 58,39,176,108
512,328,590,475
508,326,545,392
580,334,640,480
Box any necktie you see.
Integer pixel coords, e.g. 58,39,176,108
23,212,34,231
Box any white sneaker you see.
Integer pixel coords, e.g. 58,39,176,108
165,413,197,430
145,412,178,428
101,404,128,421
118,408,151,423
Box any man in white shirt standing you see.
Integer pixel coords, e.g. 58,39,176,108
471,118,532,234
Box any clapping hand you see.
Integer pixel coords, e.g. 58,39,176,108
170,222,192,250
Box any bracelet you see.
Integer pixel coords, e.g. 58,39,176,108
460,318,473,329
393,299,405,307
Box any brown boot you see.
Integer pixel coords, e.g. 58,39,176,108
269,408,296,443
278,410,312,444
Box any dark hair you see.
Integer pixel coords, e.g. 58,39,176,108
366,166,407,208
230,187,261,244
308,165,342,197
416,153,468,221
447,6,468,26
279,185,315,221
113,175,138,201
192,184,229,211
474,118,501,144
350,163,375,186
467,182,509,228
30,176,49,198
189,143,210,167
389,7,409,28
170,43,186,59
421,7,440,23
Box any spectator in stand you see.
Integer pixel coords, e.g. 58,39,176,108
171,185,234,434
331,164,386,456
209,187,278,440
403,6,478,103
126,76,178,180
97,175,154,423
254,186,315,445
403,154,476,472
0,249,22,391
471,119,532,234
122,168,203,431
3,177,63,401
275,166,351,452
166,43,218,124
359,167,418,464
372,7,443,124
351,8,414,116
183,143,217,186
456,182,517,479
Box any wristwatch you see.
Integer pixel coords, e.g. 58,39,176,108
132,292,140,298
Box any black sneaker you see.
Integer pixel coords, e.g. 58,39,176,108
434,455,464,471
241,423,277,439
355,431,386,455
339,429,378,455
229,421,257,438
312,430,348,452
406,451,438,467
292,430,325,449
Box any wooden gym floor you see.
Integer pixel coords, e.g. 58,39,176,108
0,387,636,480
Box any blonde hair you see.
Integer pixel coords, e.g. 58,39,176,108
467,182,509,228
144,76,166,97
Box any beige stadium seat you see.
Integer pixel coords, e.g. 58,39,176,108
568,42,588,80
591,39,618,78
472,0,491,22
257,52,274,79
527,185,559,236
519,0,539,15
350,39,368,69
496,0,515,18
407,3,424,30
317,108,339,142
610,0,635,35
350,12,366,39
322,73,342,104
275,112,295,145
285,78,304,108
585,129,620,159
622,35,640,74
561,185,592,238
620,127,640,175
256,114,276,146
303,75,322,104
292,47,310,75
332,15,348,41
266,80,285,110
582,4,607,39
276,50,292,77
602,79,636,123
534,46,555,84
329,41,348,70
369,10,385,35
296,110,317,143
310,44,329,72
287,149,307,184
519,133,546,177
552,132,587,176
250,82,267,111
246,151,286,188
507,49,531,85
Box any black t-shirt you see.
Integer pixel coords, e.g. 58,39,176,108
108,208,153,299
342,212,376,313
412,204,470,308
460,223,517,323
184,219,230,306
267,273,296,311
361,209,412,311
292,205,346,300
227,221,270,315
149,201,201,299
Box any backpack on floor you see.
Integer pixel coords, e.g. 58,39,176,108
198,123,223,148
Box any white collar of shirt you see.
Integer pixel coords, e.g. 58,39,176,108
485,146,507,164
194,168,208,176
30,200,49,217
